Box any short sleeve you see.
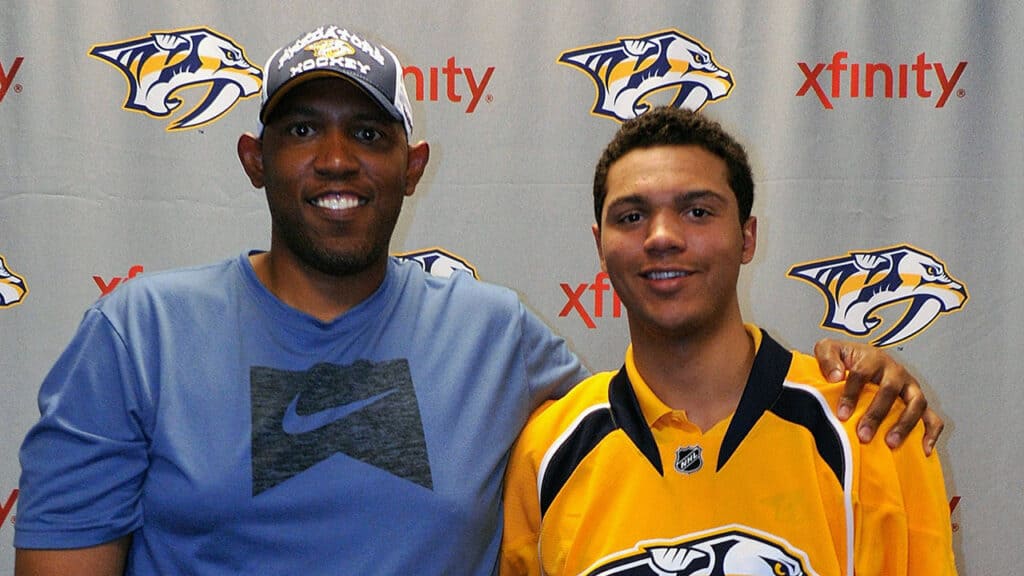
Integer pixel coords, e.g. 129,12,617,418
15,307,149,549
518,303,590,410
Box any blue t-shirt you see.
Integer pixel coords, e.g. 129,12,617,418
16,252,589,575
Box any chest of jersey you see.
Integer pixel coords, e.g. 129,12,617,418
540,412,849,576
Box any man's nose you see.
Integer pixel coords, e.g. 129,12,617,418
315,130,359,175
644,211,686,253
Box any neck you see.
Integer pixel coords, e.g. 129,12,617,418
249,251,386,322
629,312,754,432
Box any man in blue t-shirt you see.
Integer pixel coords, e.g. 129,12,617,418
14,24,941,576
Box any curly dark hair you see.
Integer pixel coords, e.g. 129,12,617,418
592,106,754,226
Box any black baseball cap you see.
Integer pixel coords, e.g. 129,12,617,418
258,25,413,137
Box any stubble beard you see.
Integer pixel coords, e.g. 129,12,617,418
274,212,396,278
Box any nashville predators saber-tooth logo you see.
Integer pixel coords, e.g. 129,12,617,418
585,527,813,575
788,244,967,348
89,26,262,131
559,29,734,122
0,253,28,308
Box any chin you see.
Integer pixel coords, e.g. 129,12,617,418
302,246,384,277
633,308,720,340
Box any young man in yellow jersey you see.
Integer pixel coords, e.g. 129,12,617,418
501,106,957,576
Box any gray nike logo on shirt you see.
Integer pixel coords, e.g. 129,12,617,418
251,360,432,493
282,388,398,435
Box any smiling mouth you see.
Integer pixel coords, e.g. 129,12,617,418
644,270,691,280
309,194,366,210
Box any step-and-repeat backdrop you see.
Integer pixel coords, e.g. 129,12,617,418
2,2,1020,572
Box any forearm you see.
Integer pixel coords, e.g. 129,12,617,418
15,536,131,576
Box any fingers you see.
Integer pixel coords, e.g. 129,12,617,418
813,338,866,421
837,370,866,424
813,338,851,383
879,378,943,455
919,408,945,456
813,338,938,455
854,376,901,444
877,379,926,449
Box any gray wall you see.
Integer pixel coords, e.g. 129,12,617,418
2,1,1020,572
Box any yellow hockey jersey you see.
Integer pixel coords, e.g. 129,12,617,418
501,327,956,576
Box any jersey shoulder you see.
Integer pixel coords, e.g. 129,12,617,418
516,371,617,453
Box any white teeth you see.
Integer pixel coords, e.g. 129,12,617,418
311,195,361,210
647,271,687,280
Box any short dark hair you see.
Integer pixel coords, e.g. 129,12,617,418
592,106,754,226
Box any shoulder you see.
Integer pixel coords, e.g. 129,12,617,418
393,255,511,292
782,348,853,407
781,348,909,454
784,347,906,422
90,256,241,326
99,257,238,300
389,256,527,320
517,371,617,449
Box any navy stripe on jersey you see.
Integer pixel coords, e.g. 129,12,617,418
609,367,664,476
719,331,845,484
770,387,846,485
718,332,792,471
540,408,616,516
538,367,665,518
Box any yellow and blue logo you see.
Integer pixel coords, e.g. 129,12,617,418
89,26,262,131
0,253,28,309
559,29,734,122
395,247,478,280
584,526,811,575
788,244,968,347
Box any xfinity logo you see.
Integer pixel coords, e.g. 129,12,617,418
559,271,623,329
403,57,494,113
0,489,16,531
797,51,967,109
0,56,24,104
94,264,144,297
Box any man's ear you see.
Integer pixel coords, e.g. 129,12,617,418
404,140,430,197
237,132,265,189
592,223,608,273
741,216,757,264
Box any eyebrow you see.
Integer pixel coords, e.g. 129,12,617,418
269,103,394,126
606,189,726,210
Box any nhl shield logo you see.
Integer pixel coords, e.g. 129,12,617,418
674,445,703,474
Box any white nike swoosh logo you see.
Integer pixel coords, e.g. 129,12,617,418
281,388,398,435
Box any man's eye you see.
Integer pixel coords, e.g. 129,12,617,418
355,127,382,142
288,123,314,137
618,212,642,224
689,207,709,218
